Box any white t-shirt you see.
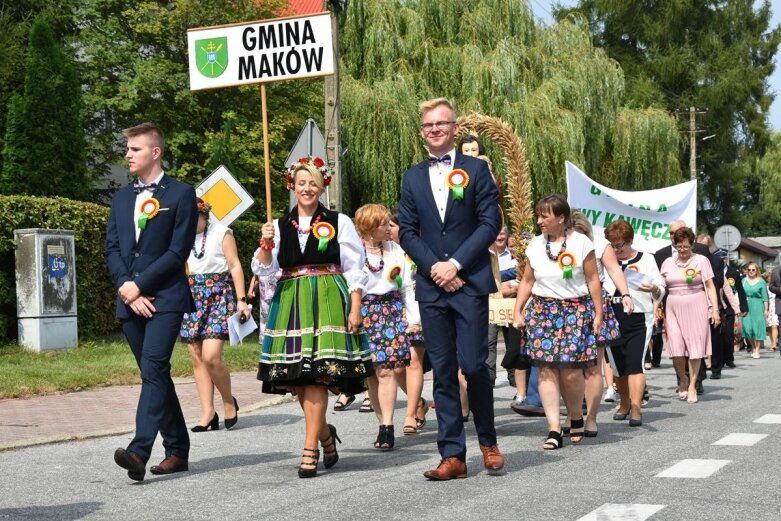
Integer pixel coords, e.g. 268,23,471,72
526,230,594,299
593,235,609,283
187,222,231,274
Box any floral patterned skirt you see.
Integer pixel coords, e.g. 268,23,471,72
180,271,234,342
521,294,598,367
362,291,412,368
597,289,621,344
258,270,373,395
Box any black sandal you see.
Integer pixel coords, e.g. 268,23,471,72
321,424,341,469
569,417,585,444
298,447,320,478
359,397,374,413
415,398,429,430
374,425,395,450
333,394,355,411
543,430,564,450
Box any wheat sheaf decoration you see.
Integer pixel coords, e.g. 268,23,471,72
457,113,534,275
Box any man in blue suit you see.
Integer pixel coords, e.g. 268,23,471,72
398,98,504,480
106,123,198,481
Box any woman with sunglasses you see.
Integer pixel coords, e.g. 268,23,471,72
742,263,769,358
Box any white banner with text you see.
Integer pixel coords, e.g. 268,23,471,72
565,161,697,253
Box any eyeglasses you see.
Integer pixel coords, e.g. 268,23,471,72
747,268,757,272
610,241,626,250
674,243,692,250
420,120,456,132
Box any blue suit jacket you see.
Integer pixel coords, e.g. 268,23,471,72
398,153,500,302
106,174,198,319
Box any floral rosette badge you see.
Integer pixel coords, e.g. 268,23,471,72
388,265,402,289
404,253,417,272
446,169,470,201
557,252,576,280
138,198,160,230
727,277,736,288
626,265,639,272
312,221,336,252
684,268,697,284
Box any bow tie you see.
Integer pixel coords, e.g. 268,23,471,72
133,181,159,194
428,154,452,167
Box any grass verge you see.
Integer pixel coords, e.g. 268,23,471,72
0,339,260,399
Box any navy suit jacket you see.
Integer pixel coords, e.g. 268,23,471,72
106,174,198,320
398,153,500,302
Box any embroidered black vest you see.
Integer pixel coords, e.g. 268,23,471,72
278,205,341,269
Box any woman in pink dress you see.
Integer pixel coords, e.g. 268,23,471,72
660,227,720,404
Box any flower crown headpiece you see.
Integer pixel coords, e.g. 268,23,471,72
196,200,212,214
286,156,333,187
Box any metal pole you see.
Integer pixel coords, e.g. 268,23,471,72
689,106,697,180
324,6,342,211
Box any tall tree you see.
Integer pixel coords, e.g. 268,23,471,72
748,131,781,234
339,0,683,215
1,13,89,199
77,0,323,217
557,0,781,231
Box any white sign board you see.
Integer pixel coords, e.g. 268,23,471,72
196,165,255,227
187,12,334,91
565,161,697,253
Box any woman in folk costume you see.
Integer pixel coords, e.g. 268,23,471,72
255,157,372,478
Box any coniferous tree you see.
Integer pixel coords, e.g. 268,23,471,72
1,14,88,199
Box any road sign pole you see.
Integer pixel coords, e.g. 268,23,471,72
261,83,272,223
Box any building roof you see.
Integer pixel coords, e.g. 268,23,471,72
740,237,779,257
278,0,324,16
751,236,781,249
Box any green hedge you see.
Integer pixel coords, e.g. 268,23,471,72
0,195,261,340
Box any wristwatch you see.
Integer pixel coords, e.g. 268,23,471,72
238,296,247,302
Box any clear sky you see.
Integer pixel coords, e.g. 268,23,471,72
529,0,781,131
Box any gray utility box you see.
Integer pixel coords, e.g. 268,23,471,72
15,229,78,351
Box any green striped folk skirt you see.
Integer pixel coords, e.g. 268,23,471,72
258,264,373,395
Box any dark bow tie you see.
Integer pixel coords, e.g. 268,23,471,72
133,181,159,194
428,154,452,167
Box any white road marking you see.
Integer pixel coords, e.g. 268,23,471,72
655,459,731,478
576,503,665,521
712,433,767,446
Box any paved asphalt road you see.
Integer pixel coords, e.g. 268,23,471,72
1,349,780,521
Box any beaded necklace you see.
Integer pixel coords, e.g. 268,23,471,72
192,224,208,259
364,241,384,273
544,231,567,261
291,214,321,235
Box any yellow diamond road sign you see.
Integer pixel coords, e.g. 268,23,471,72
196,165,254,226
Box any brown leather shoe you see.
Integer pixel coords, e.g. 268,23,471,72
114,448,145,482
423,457,467,480
479,444,505,473
149,454,189,475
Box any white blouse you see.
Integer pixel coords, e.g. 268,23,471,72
251,213,367,293
187,222,231,274
603,250,665,314
363,241,420,326
526,230,594,299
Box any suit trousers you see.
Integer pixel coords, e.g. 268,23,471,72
420,292,497,460
712,313,736,372
122,312,189,462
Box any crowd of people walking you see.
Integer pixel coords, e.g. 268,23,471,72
108,104,780,484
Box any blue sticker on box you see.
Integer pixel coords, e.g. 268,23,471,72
48,255,67,278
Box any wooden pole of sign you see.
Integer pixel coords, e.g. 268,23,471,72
261,83,272,223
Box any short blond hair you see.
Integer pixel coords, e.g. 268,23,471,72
419,97,456,117
292,163,324,190
354,203,391,237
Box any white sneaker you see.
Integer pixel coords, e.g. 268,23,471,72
603,387,617,403
510,396,526,408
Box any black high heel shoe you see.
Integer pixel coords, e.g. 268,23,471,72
191,412,219,432
298,447,320,478
321,424,342,469
224,397,239,430
374,425,395,450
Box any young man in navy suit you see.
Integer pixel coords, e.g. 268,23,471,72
398,98,504,480
106,123,198,481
